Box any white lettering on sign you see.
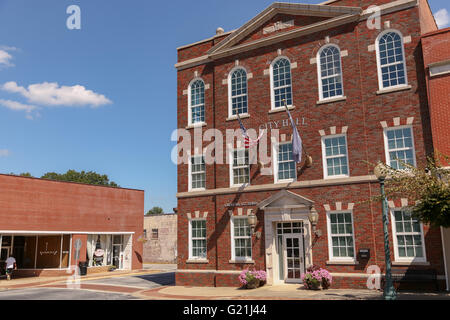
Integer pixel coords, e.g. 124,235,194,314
40,241,58,256
263,20,295,34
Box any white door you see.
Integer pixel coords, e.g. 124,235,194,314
283,234,304,283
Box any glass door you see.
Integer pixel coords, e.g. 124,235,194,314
112,235,123,269
283,234,304,283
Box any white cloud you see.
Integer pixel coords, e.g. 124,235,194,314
2,81,112,107
434,8,449,28
0,50,13,67
0,99,36,112
0,99,37,119
0,149,10,157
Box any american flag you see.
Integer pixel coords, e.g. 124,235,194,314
236,114,264,148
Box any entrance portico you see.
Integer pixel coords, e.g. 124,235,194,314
258,190,315,285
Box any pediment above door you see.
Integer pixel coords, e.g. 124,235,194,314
257,189,314,212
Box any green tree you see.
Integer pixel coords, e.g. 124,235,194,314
40,170,119,187
374,155,450,227
146,206,164,215
10,172,33,177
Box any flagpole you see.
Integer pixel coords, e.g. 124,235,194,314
282,99,312,168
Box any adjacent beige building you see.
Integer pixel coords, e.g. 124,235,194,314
143,213,177,263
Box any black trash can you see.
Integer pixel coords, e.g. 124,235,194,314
78,261,88,276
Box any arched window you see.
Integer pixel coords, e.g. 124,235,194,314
271,57,292,109
229,68,248,117
317,45,343,100
376,31,407,89
189,79,205,125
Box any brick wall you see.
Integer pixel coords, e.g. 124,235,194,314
175,1,445,288
0,174,144,270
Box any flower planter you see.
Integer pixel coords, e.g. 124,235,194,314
301,265,332,290
239,269,267,289
245,279,260,289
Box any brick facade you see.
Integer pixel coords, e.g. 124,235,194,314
0,174,144,275
175,0,446,289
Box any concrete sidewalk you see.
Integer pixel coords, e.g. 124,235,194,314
0,269,162,291
138,284,450,300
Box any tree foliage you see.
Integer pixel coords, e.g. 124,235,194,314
40,170,119,187
375,155,450,227
146,206,164,215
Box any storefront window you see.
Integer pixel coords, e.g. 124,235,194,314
87,234,122,268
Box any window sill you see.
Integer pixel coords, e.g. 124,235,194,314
229,259,255,264
326,260,358,265
324,175,350,180
230,183,250,188
186,122,207,129
268,105,295,114
226,113,250,121
186,259,209,264
392,261,430,266
189,188,206,192
376,85,411,95
316,96,347,105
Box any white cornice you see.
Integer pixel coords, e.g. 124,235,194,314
176,175,378,198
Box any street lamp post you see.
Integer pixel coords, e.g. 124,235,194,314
374,163,397,300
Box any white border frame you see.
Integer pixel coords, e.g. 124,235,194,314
228,66,250,119
187,78,206,126
188,153,206,192
269,56,293,111
321,133,350,180
390,208,427,263
316,44,345,101
273,140,297,184
229,148,251,188
382,125,417,168
326,210,357,263
375,29,409,91
230,216,253,262
188,218,207,261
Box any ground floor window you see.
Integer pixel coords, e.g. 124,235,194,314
0,234,70,270
189,219,207,259
87,234,124,268
231,217,252,260
391,210,426,262
326,212,355,261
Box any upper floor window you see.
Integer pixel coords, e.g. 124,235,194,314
391,209,426,262
275,142,296,183
376,31,407,90
271,57,292,109
384,126,416,170
317,45,343,100
188,79,205,125
189,155,206,191
151,229,158,240
321,134,349,179
230,149,250,186
229,68,248,117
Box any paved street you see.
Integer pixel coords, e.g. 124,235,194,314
0,271,175,300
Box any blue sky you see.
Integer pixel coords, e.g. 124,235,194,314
0,0,448,214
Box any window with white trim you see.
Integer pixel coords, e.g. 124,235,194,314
190,155,205,190
384,126,415,170
318,45,343,100
229,68,248,116
231,217,252,260
321,135,349,178
327,212,355,261
391,210,426,261
189,79,205,124
376,31,407,89
231,149,250,186
271,57,292,109
276,142,296,182
189,219,206,259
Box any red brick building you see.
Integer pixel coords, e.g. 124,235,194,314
175,0,447,289
0,174,144,277
421,27,450,291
